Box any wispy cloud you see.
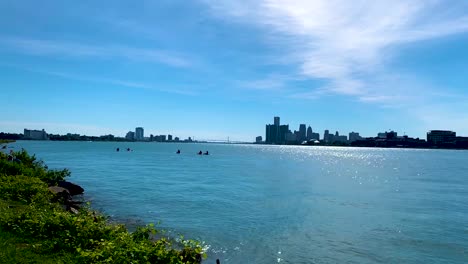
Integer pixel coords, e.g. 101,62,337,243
237,74,301,91
202,0,468,101
0,36,192,68
10,65,198,96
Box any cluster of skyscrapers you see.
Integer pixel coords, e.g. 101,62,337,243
262,117,361,145
125,127,183,142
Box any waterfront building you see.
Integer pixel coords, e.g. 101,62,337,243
160,135,166,142
125,131,135,140
311,132,320,141
24,129,48,140
174,137,180,142
378,131,398,139
285,132,297,143
307,126,313,140
135,127,144,141
256,136,262,143
324,130,330,142
427,130,456,145
335,135,348,143
299,124,306,142
168,135,173,141
456,136,468,148
349,132,362,142
265,117,289,144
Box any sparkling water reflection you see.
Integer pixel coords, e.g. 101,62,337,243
10,141,468,263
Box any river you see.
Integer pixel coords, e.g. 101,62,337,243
8,141,468,263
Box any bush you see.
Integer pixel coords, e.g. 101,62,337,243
0,175,52,203
0,149,70,183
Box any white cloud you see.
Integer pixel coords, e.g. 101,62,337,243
202,0,468,100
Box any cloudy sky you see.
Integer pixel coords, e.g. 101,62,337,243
1,0,468,141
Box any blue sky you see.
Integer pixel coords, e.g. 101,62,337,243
1,0,468,141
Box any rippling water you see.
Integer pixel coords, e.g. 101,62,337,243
9,141,468,263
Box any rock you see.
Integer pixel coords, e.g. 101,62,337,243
69,207,80,215
58,181,84,196
48,186,70,195
48,186,71,202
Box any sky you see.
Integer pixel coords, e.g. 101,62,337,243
1,0,468,141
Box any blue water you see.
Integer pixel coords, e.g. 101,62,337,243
7,141,468,263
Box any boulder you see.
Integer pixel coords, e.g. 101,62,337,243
48,186,71,202
48,186,70,195
58,181,84,196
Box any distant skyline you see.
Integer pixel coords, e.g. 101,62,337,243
1,1,468,141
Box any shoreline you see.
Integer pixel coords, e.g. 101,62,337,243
0,149,205,263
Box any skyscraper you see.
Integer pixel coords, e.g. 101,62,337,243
324,130,329,142
274,116,280,126
135,127,144,141
266,117,288,144
299,124,306,142
307,126,313,140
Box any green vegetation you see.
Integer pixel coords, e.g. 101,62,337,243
0,139,15,144
0,150,204,263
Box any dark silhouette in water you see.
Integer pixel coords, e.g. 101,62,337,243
127,148,131,151
198,151,202,155
176,149,181,154
116,148,120,152
204,151,209,155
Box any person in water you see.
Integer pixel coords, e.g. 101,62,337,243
204,151,209,155
198,151,202,155
116,147,120,152
127,148,131,151
176,149,181,154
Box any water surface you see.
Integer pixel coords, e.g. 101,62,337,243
9,141,468,263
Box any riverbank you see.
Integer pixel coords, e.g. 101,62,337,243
0,149,204,263
0,139,15,144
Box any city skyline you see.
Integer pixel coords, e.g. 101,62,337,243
1,1,468,141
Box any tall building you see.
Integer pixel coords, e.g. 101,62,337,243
324,130,330,142
306,126,313,140
125,131,135,140
135,127,144,141
255,136,262,143
24,129,48,140
168,135,173,141
427,130,456,145
299,124,306,142
274,116,280,126
265,117,288,144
